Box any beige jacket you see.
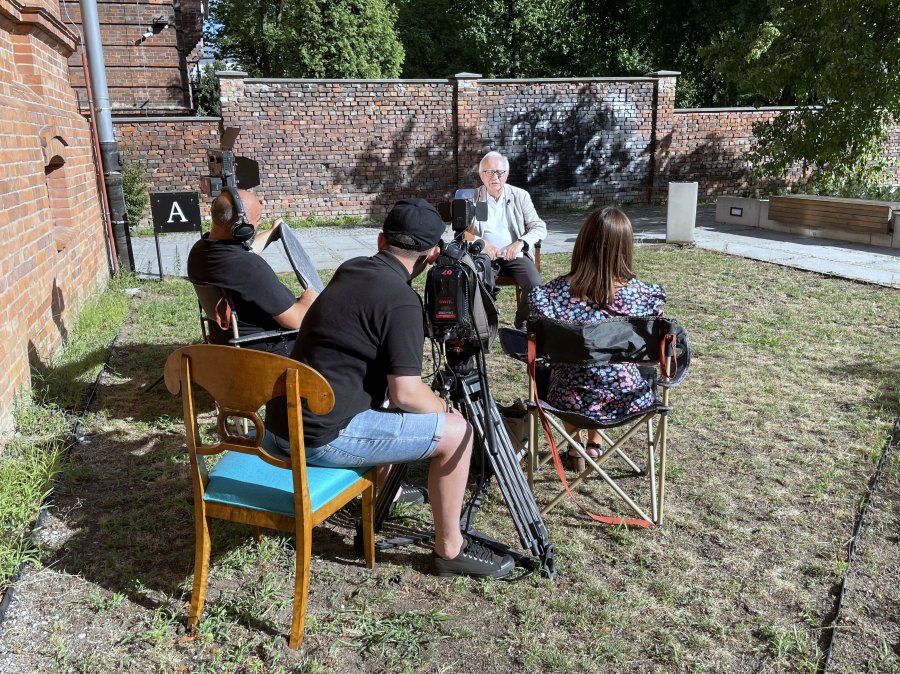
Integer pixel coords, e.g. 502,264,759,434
471,184,547,261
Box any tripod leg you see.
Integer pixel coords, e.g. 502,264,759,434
373,463,408,533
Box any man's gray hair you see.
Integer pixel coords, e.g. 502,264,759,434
479,151,509,172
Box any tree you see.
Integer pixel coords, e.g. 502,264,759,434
395,0,767,107
210,0,404,78
195,60,224,116
707,0,900,191
395,0,567,79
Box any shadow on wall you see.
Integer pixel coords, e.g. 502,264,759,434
662,135,801,197
490,89,650,206
334,117,475,215
51,278,68,346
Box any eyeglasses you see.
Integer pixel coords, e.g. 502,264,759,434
480,169,508,178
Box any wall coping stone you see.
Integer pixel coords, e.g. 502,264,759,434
675,106,797,113
240,78,449,84
217,71,248,78
481,77,656,83
113,116,221,123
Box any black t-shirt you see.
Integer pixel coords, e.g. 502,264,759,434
187,236,296,339
268,251,426,447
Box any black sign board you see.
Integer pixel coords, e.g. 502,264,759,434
150,192,202,234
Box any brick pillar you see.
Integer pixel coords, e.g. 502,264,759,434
217,70,247,131
646,70,679,201
452,72,482,186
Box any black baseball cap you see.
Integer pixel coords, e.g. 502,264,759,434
383,198,445,251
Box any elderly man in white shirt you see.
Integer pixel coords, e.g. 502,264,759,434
471,151,546,327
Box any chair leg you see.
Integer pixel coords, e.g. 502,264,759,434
288,520,313,650
360,482,376,569
657,391,670,525
188,515,212,630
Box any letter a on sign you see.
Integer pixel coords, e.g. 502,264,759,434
150,192,202,233
167,201,189,223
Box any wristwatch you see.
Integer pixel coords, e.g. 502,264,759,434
520,240,529,253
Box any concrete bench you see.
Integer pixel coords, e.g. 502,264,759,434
768,195,895,234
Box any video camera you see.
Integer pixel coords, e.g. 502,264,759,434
424,189,498,362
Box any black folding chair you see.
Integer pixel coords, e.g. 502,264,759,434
500,316,691,526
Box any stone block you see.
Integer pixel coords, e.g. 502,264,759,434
716,196,761,226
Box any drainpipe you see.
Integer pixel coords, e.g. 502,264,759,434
79,0,134,271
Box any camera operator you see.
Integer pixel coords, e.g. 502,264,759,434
471,151,546,328
187,189,317,356
266,198,514,579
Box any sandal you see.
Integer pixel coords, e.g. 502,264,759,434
585,442,602,459
564,449,585,472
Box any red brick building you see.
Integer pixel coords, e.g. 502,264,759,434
0,0,113,431
61,0,204,115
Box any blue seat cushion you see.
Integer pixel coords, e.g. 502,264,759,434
204,451,370,517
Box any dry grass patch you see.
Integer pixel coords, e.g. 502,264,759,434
0,248,896,674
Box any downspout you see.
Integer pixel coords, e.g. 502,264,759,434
79,0,134,271
81,49,117,275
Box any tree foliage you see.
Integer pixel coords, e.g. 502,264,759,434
395,0,767,107
121,156,149,227
195,60,224,116
707,0,900,190
210,0,404,78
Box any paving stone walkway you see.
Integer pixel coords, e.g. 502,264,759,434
131,205,900,288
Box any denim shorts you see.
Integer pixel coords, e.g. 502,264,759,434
265,408,444,468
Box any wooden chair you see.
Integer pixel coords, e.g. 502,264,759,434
164,344,375,649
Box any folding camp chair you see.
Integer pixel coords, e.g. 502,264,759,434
191,281,299,348
500,316,691,526
164,344,376,649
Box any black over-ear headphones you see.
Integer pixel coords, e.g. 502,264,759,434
223,185,256,249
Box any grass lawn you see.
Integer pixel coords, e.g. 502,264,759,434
0,246,897,674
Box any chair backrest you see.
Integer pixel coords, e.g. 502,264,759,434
164,345,335,507
515,316,691,386
192,282,239,344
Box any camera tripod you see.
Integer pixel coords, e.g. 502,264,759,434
370,348,556,579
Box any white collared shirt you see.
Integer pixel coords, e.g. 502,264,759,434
482,187,515,251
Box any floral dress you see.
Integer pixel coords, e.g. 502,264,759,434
527,276,666,421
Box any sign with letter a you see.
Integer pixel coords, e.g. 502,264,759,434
150,192,202,234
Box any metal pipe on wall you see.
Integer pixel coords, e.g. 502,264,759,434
81,49,118,275
79,0,134,271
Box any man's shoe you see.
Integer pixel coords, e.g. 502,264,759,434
431,536,515,579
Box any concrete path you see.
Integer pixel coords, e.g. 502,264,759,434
131,205,900,288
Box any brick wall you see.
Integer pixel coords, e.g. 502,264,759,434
458,77,660,206
61,0,203,115
887,127,900,186
668,107,808,196
114,72,900,221
113,116,220,223
0,0,111,432
218,75,457,218
212,73,674,217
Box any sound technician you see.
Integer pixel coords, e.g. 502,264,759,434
186,188,317,356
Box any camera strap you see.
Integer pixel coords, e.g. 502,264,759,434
459,253,499,349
